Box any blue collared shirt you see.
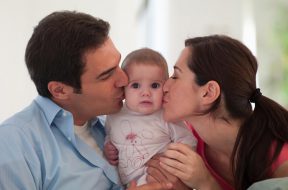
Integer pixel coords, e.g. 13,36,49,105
0,96,123,190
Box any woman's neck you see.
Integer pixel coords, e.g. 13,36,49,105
205,144,235,186
188,114,240,186
187,113,240,156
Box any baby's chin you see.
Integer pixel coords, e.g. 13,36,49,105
135,105,161,115
138,108,158,115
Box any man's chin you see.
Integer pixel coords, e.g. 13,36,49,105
106,102,123,114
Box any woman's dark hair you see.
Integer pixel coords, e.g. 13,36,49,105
25,11,110,97
185,35,288,190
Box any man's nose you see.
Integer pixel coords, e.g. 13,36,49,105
115,68,128,87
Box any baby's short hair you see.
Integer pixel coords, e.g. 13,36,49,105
121,48,169,79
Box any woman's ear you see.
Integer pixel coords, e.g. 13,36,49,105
201,80,220,104
47,81,72,100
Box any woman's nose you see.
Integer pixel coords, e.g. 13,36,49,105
163,79,171,94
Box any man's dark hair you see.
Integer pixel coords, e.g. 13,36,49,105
25,11,110,97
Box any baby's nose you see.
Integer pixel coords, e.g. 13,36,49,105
141,88,151,96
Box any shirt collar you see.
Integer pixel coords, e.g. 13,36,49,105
34,95,100,126
35,95,64,126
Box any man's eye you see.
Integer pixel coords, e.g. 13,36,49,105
131,83,140,89
151,83,160,89
99,74,111,80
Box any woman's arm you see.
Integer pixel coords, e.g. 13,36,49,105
159,143,222,190
146,155,192,190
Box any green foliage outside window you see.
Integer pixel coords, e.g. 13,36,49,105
274,3,288,106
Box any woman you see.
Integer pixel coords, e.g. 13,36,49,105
153,35,288,190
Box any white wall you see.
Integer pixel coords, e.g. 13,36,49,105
0,0,249,122
144,0,244,73
0,0,140,122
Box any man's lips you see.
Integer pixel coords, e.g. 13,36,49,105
116,93,125,100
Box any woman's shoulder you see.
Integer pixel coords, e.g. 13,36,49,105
271,143,288,177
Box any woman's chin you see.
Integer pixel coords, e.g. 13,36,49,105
163,112,179,122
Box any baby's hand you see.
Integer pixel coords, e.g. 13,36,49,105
103,141,119,165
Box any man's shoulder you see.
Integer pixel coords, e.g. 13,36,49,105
0,100,44,133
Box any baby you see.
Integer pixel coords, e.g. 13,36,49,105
105,48,197,186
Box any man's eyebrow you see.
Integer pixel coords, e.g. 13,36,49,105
96,66,116,79
174,66,182,72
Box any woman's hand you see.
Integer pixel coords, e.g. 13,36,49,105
103,141,119,165
146,155,192,190
159,143,221,190
126,180,172,190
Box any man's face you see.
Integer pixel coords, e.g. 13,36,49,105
69,38,128,124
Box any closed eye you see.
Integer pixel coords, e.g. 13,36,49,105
97,67,116,80
170,74,178,79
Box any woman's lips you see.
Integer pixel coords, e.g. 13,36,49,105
162,98,168,104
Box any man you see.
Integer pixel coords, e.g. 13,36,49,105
0,11,127,189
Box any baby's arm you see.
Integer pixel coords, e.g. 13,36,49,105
103,141,119,165
167,121,197,150
104,116,119,165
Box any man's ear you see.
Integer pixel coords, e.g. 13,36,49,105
201,80,220,104
47,81,72,100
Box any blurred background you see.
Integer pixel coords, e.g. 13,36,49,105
0,0,287,122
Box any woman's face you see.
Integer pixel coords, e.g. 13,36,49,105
163,47,203,122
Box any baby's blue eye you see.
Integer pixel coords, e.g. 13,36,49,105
151,83,160,89
131,83,140,89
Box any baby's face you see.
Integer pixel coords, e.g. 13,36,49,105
124,63,166,115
